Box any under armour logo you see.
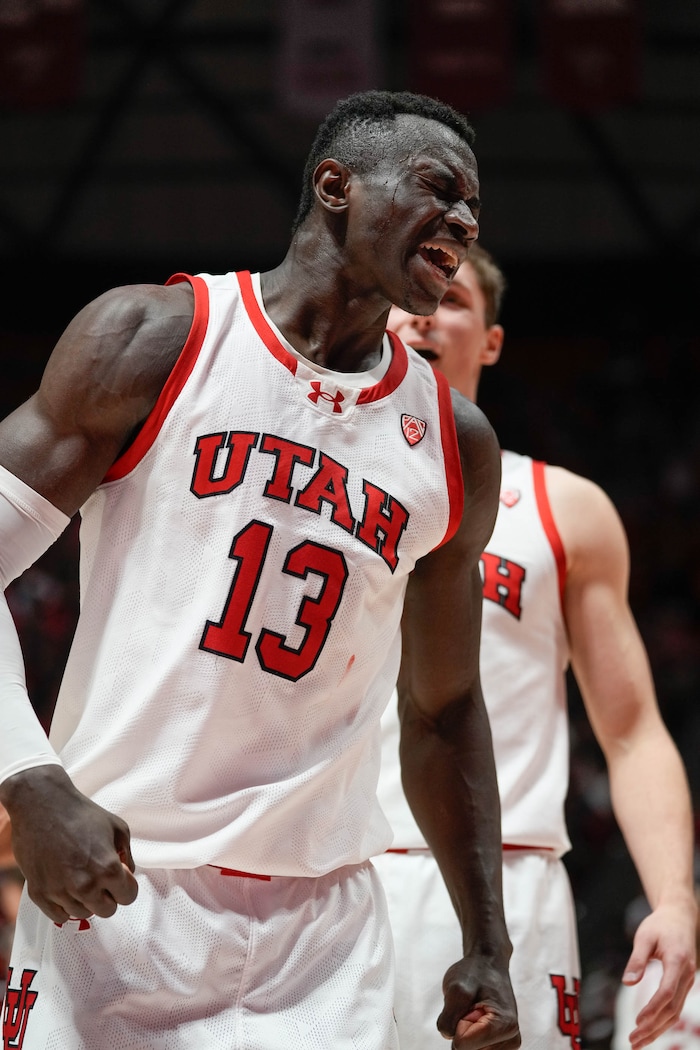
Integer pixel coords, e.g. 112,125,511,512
3,968,39,1048
401,414,427,446
550,974,581,1049
54,917,92,931
308,381,345,413
499,488,521,507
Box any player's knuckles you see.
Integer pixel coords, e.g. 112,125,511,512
439,990,472,1029
115,877,139,905
452,1029,520,1050
90,896,119,919
26,887,69,924
66,861,123,902
437,1012,457,1038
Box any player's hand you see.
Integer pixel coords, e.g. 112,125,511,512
0,764,138,924
622,901,697,1048
438,954,521,1049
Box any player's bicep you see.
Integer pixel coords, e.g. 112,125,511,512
557,475,658,744
400,547,484,720
0,283,193,514
399,392,498,719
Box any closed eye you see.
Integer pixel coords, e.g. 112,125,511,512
416,173,452,199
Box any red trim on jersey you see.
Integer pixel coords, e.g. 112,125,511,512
387,844,554,854
532,459,567,614
238,273,409,401
433,368,464,548
236,270,298,375
209,865,272,881
103,273,209,483
357,330,408,403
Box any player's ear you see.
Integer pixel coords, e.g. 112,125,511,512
313,159,351,215
481,324,504,368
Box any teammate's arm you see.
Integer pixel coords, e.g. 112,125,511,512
0,283,194,923
399,389,519,1050
548,465,697,1050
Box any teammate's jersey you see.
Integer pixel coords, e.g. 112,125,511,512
377,449,572,856
48,271,464,876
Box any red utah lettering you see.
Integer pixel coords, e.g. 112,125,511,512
191,431,258,497
550,973,581,1049
481,552,526,619
3,968,39,1049
259,435,315,502
295,452,355,532
356,481,409,573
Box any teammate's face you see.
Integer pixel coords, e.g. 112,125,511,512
387,258,503,401
343,116,481,316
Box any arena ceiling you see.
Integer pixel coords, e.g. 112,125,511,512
0,0,698,281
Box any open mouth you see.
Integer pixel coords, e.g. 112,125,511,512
415,347,438,362
417,241,459,281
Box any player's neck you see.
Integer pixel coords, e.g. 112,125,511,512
260,249,390,373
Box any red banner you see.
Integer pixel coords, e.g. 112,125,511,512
0,0,84,110
539,0,641,111
407,0,514,115
278,0,380,120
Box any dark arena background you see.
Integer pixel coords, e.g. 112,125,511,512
0,3,699,1046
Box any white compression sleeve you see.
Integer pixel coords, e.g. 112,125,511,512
0,464,71,786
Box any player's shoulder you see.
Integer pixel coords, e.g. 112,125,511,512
57,281,196,391
38,281,197,443
449,386,500,463
543,463,629,563
81,280,194,332
544,463,618,516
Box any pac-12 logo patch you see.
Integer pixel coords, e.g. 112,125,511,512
3,968,39,1048
499,488,521,507
401,414,427,446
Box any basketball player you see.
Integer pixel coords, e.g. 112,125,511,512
0,93,519,1049
375,245,696,1050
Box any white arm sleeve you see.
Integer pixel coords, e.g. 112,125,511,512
0,464,72,787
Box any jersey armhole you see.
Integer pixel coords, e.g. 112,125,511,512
433,369,464,548
532,459,566,615
103,273,210,483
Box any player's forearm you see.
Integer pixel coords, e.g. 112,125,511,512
607,730,695,911
398,689,512,964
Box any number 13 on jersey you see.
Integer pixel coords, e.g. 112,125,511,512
200,520,349,682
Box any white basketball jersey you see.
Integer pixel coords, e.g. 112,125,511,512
378,450,572,856
48,271,464,876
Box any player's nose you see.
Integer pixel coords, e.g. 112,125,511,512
445,200,479,246
409,312,435,331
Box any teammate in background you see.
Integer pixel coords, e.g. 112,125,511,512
0,92,518,1049
375,244,696,1050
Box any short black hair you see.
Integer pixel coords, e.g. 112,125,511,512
291,90,476,234
466,244,507,327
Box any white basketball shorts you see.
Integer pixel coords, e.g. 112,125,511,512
3,861,399,1050
372,848,581,1050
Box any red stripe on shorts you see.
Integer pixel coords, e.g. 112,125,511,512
209,865,272,881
